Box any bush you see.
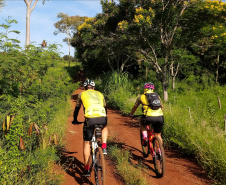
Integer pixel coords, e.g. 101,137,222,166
0,46,80,184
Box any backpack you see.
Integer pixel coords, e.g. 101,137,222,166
145,93,161,110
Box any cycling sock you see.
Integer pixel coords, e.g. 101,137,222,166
142,132,147,140
102,143,107,149
85,165,90,171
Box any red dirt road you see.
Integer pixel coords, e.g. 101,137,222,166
58,88,212,185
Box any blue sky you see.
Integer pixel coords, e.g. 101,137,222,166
0,0,103,56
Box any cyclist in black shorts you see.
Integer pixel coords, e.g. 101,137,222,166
129,82,164,145
72,79,108,177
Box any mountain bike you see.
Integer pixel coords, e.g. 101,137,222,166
88,125,106,185
132,115,166,177
73,122,106,185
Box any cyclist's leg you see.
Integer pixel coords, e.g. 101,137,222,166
83,141,90,165
150,116,164,144
83,120,95,174
154,133,162,144
101,117,108,144
102,126,108,144
140,117,147,140
86,117,108,153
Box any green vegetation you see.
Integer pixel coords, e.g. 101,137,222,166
164,84,226,183
73,0,226,102
108,139,147,185
95,71,226,184
0,19,81,183
2,0,226,184
72,2,226,182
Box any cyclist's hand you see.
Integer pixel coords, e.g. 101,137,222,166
72,120,79,125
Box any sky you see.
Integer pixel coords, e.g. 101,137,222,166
0,0,103,56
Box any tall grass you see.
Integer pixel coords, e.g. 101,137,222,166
0,57,80,184
108,140,148,185
164,85,226,184
95,71,226,184
0,98,72,185
95,71,138,112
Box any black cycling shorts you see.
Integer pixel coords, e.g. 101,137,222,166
83,117,107,141
141,116,164,133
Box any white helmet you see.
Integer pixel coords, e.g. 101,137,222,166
83,79,95,87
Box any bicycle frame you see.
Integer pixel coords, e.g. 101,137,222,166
91,130,99,164
90,125,106,185
147,125,155,157
133,115,165,177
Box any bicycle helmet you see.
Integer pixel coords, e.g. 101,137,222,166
83,79,95,87
143,82,154,90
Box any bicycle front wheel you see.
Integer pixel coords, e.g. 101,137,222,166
152,137,166,177
94,147,106,185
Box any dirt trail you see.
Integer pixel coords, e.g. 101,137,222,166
58,88,122,185
58,88,212,185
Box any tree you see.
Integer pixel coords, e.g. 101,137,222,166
24,0,38,46
170,49,199,91
72,1,139,77
72,0,226,99
24,0,47,47
54,13,87,60
0,17,20,52
128,0,205,101
0,0,5,11
191,0,226,84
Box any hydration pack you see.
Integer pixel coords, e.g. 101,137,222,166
145,93,161,110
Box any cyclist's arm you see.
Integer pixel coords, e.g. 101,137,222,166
103,94,108,115
130,96,141,116
130,104,139,115
73,106,80,122
73,93,82,123
105,106,107,115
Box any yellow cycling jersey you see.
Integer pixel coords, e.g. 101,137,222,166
135,89,163,117
79,89,106,118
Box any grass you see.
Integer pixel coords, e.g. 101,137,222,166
94,71,226,184
163,87,226,184
16,98,72,185
108,138,148,185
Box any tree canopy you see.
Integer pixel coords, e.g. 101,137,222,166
71,0,226,101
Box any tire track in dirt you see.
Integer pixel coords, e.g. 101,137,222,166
59,87,212,185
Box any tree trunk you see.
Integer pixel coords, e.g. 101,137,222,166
215,55,219,84
25,2,31,46
67,28,71,66
24,0,38,47
170,61,179,91
172,76,176,91
162,49,170,102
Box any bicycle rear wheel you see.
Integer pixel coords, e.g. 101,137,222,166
94,147,106,185
152,137,165,177
140,131,149,158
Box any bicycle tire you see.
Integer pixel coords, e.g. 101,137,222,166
140,131,149,158
88,154,93,169
94,147,106,185
152,137,166,177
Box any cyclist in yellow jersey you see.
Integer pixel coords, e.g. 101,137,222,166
129,82,164,145
72,79,108,177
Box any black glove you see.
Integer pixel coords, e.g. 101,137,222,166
72,120,79,125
